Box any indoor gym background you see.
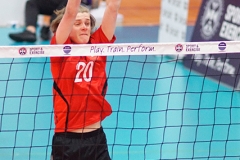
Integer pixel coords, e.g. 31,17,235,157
1,0,240,159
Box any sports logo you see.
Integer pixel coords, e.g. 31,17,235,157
218,42,226,51
63,46,71,55
200,0,224,40
175,44,183,52
19,47,27,55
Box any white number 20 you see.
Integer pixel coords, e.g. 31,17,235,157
75,61,94,82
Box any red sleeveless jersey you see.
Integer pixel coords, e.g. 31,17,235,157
50,27,116,132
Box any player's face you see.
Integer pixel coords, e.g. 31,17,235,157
70,12,91,44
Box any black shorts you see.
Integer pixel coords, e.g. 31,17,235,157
51,127,111,160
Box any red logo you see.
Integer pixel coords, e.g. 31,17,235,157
19,47,27,55
175,44,183,52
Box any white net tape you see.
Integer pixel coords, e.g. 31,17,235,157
0,41,237,58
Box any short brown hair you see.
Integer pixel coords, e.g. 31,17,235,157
50,5,96,33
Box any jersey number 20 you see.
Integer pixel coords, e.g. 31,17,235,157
75,61,94,82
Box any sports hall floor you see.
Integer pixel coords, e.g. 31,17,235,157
1,0,240,159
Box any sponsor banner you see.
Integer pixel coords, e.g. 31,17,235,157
183,0,240,89
2,41,240,58
3,44,160,58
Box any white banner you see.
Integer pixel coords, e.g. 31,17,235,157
0,41,240,58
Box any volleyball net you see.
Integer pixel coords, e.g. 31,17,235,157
1,42,240,160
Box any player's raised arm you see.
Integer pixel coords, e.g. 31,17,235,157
101,0,122,41
55,0,82,44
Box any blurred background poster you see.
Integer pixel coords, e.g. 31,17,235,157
183,0,240,89
158,0,189,43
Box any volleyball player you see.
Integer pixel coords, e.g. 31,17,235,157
49,0,121,159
